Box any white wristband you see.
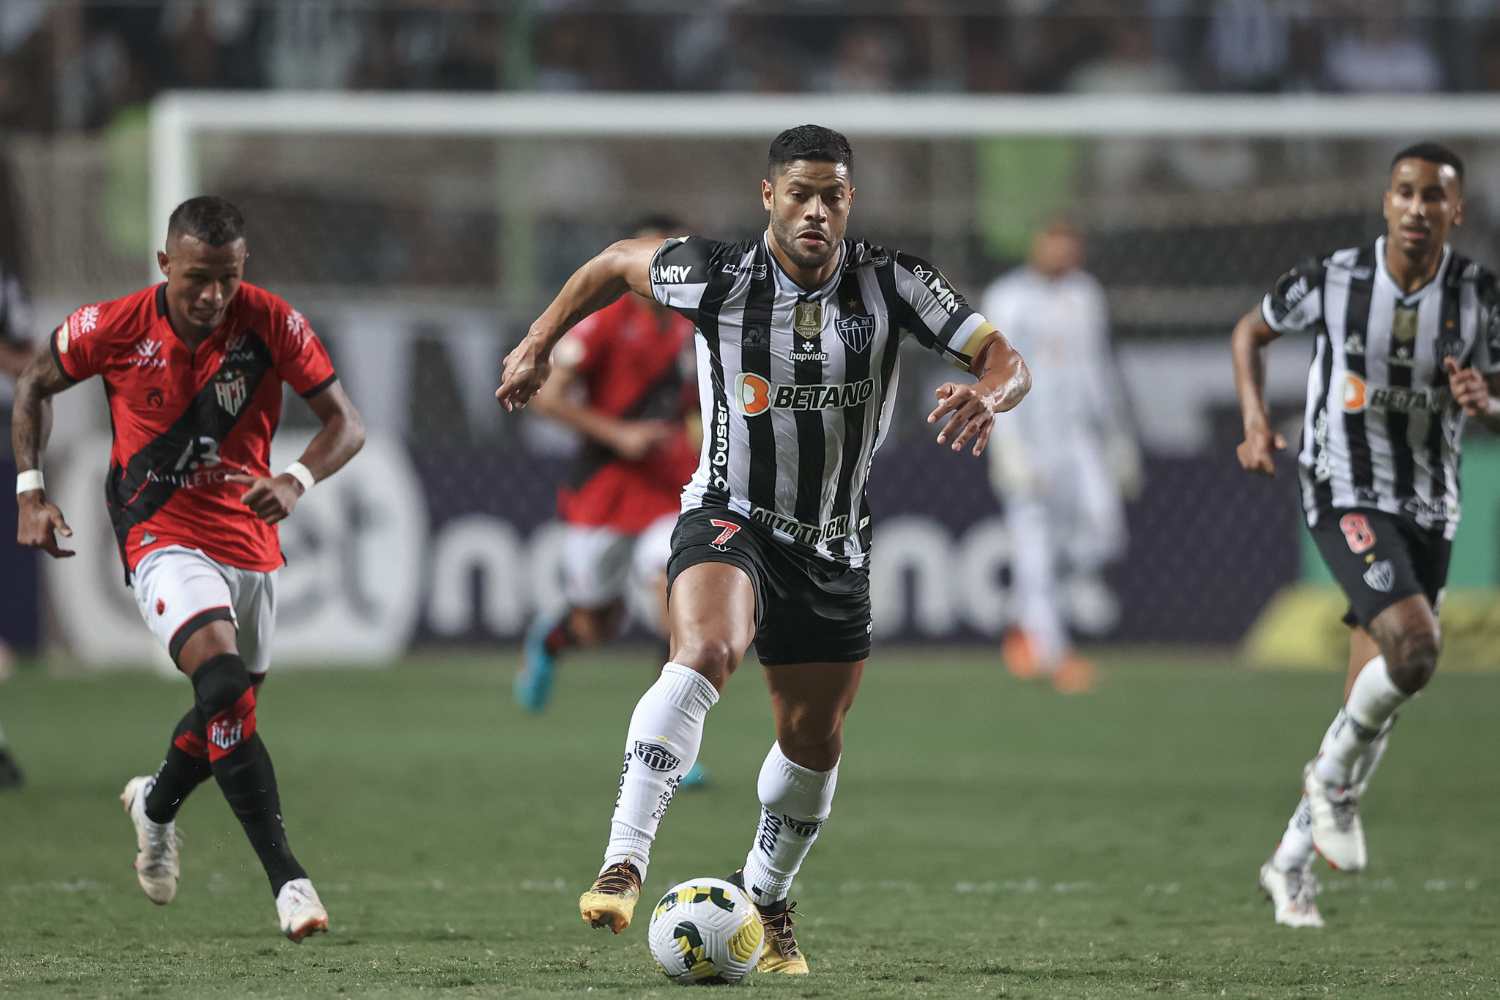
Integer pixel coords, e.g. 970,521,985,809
16,470,44,495
283,461,316,493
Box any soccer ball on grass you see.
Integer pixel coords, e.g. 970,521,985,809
646,877,764,985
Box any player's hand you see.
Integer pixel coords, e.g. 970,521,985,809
1236,425,1286,477
928,382,996,457
1444,357,1492,417
496,335,552,412
16,492,75,558
612,420,677,461
227,473,302,524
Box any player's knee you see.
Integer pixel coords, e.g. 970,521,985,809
1386,628,1440,694
191,654,259,761
673,638,740,689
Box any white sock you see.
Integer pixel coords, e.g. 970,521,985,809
1313,656,1407,787
1351,716,1396,797
740,743,838,907
1272,796,1314,871
602,663,719,883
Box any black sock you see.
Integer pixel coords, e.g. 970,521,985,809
144,707,213,824
211,732,307,895
193,654,307,896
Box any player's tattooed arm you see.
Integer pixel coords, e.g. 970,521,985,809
12,342,73,557
497,237,661,412
1231,306,1285,476
927,330,1031,457
227,381,365,525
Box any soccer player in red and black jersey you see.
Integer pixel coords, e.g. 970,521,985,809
10,197,365,941
514,217,700,724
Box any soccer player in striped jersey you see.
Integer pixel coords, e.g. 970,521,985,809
1232,142,1500,928
499,125,1030,974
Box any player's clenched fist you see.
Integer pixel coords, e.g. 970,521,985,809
227,473,302,524
16,493,75,558
1444,356,1493,418
496,335,553,412
927,382,997,457
1236,425,1286,477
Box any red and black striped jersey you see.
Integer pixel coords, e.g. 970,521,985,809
52,282,336,575
553,294,698,532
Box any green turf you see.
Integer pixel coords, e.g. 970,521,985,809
2,649,1498,998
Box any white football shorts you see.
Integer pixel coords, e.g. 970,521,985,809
561,514,677,608
132,545,277,674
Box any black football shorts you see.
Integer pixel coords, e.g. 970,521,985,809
666,507,872,666
1308,508,1451,629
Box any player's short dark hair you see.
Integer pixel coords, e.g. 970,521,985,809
768,125,853,177
166,196,246,247
1390,142,1465,186
630,213,686,237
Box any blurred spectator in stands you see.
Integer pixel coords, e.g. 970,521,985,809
818,22,901,93
1323,14,1442,93
1067,16,1184,190
1203,0,1292,93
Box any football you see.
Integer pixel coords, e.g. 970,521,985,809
646,878,765,985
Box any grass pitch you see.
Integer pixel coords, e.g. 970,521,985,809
2,648,1498,998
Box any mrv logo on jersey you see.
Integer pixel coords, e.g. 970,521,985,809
734,373,873,416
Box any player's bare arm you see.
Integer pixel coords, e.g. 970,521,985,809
12,341,72,557
1231,306,1286,476
926,330,1030,457
1443,358,1500,432
530,361,676,461
496,237,661,412
0,339,34,378
227,382,365,525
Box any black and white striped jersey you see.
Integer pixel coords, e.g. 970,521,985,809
1262,237,1500,538
650,233,996,567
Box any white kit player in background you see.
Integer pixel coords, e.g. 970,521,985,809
981,219,1141,694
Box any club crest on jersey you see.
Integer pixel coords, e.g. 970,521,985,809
836,314,874,353
793,301,823,339
1363,560,1395,593
215,371,249,415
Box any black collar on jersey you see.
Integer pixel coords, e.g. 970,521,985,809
154,283,169,318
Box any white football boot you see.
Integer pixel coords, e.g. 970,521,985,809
1303,762,1367,872
120,776,180,905
276,878,330,942
1259,860,1325,929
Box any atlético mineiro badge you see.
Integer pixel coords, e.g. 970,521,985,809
836,314,874,353
215,371,248,415
793,300,823,339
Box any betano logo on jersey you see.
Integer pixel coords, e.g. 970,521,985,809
1341,373,1449,415
734,373,874,416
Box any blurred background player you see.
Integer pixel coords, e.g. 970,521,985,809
11,196,365,940
513,217,701,729
981,218,1141,694
0,150,35,787
1234,143,1500,928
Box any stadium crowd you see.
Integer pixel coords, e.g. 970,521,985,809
4,2,1500,133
